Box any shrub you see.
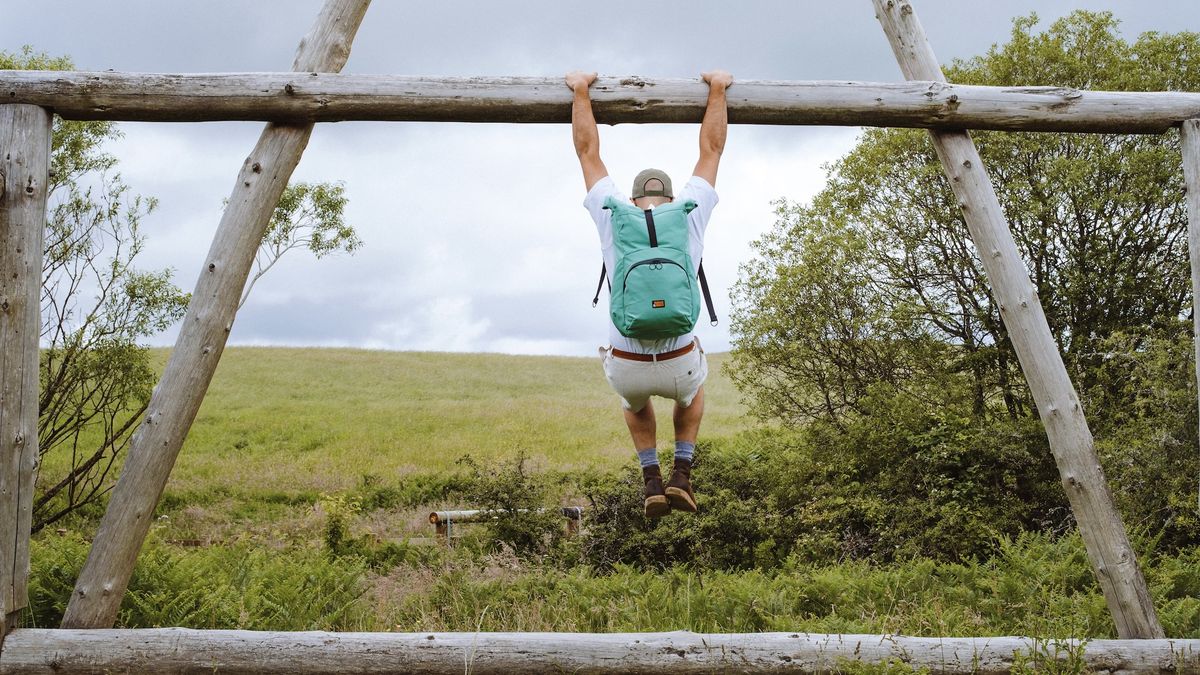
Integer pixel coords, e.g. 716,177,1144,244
456,453,570,559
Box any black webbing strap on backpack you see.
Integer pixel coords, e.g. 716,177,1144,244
595,209,658,307
644,208,658,247
592,264,608,307
698,261,718,326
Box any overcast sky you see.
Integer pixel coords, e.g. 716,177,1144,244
4,1,1198,355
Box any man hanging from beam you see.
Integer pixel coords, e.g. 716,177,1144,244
566,69,732,518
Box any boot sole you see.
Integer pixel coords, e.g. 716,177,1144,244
644,495,670,518
665,487,697,512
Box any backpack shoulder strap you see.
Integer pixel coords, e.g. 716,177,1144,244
698,261,717,326
592,263,609,307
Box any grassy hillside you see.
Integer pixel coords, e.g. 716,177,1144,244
145,347,752,494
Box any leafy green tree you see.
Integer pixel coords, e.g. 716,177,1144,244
729,13,1200,552
731,12,1200,427
0,46,192,531
15,46,361,531
238,181,360,308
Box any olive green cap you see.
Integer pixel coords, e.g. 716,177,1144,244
631,168,673,199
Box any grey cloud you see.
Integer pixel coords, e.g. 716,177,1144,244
8,1,1199,357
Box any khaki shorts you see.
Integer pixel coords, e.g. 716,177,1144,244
599,338,708,412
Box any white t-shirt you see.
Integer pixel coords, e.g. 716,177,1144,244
584,175,719,354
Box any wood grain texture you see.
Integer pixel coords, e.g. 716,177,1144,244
873,0,1164,639
1,629,1197,674
1181,120,1200,526
57,0,372,630
4,71,1200,132
0,105,51,640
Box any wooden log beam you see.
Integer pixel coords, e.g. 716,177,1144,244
428,507,584,526
4,71,1200,133
0,105,51,641
873,0,1164,639
58,0,372,630
1181,120,1200,516
1,629,1197,674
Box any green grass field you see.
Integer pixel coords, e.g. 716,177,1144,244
156,346,751,493
28,347,1200,649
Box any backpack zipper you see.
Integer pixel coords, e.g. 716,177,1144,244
622,257,688,293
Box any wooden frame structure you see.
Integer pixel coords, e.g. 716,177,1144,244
2,0,1200,671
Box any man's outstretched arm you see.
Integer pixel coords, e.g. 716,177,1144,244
566,71,609,191
693,70,733,187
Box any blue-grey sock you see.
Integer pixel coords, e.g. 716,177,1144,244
674,441,695,463
637,448,659,469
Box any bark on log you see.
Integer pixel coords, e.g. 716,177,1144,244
4,71,1200,133
1181,120,1200,517
873,0,1164,639
0,105,51,640
0,629,1196,674
57,0,371,630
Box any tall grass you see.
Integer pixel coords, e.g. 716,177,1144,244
25,530,1199,638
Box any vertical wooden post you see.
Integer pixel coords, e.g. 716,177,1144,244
1181,120,1200,516
872,0,1163,638
0,105,51,641
59,0,372,629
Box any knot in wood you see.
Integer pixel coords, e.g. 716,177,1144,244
962,159,972,169
0,300,9,313
24,176,35,195
284,82,296,95
208,263,216,271
252,162,262,173
14,433,24,445
620,76,647,88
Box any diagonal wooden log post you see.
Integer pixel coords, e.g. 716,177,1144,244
872,0,1164,638
0,105,52,642
1182,120,1200,519
59,0,372,629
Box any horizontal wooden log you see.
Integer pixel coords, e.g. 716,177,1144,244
429,507,583,525
4,71,1200,133
0,629,1196,674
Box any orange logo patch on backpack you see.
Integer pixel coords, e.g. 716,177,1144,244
652,300,666,308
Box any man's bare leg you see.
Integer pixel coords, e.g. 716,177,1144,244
624,399,657,449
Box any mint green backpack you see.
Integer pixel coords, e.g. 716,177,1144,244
591,196,717,340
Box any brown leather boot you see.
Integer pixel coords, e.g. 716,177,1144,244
643,465,670,518
665,458,697,513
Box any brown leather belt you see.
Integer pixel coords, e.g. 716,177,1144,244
611,341,695,362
